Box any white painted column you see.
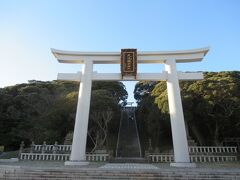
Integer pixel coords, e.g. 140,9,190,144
65,59,93,166
165,59,196,168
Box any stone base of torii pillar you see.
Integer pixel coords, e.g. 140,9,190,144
171,162,196,168
64,161,89,166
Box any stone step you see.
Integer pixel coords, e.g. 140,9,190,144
3,176,238,180
2,164,240,180
3,170,240,180
4,172,240,178
5,169,240,175
109,157,148,163
116,109,141,157
3,174,239,180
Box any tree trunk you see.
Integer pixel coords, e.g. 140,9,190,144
213,121,220,146
189,123,205,145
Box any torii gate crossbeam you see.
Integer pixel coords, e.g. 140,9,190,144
52,47,209,167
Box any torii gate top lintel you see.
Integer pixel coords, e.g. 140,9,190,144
51,47,209,64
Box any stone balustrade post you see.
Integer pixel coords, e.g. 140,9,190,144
18,141,25,157
53,141,58,154
30,141,35,153
41,141,46,154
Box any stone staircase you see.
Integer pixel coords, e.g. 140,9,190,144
110,157,148,163
116,108,141,158
1,166,240,179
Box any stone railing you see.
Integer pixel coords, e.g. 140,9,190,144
32,144,72,152
86,153,109,161
190,155,237,162
222,138,240,151
189,146,238,154
148,154,237,163
149,154,174,163
20,153,70,161
20,153,109,162
19,142,109,162
24,141,72,153
147,146,238,163
223,137,240,143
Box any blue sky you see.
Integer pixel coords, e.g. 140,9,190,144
0,0,240,103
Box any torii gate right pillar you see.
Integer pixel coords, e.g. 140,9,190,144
165,58,196,167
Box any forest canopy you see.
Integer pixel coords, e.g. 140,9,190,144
134,71,240,152
0,80,127,151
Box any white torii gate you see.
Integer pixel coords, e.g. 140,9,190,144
51,47,209,167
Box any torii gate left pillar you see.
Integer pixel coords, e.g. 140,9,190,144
51,47,209,167
65,59,93,165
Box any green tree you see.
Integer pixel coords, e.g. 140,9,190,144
87,81,127,152
134,81,171,152
0,80,79,150
186,72,240,145
92,81,128,104
152,71,240,145
88,90,118,152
